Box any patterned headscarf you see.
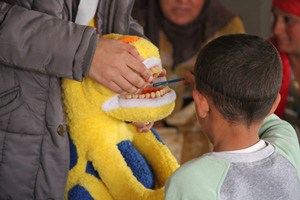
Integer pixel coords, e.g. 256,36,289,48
273,0,300,17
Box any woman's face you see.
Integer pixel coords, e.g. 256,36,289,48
160,0,205,26
273,8,300,54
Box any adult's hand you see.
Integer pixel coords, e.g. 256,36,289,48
88,37,153,94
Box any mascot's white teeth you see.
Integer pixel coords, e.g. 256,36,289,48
102,89,176,111
120,87,171,99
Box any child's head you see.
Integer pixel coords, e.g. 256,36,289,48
193,34,282,126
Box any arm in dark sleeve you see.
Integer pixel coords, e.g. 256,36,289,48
128,16,144,37
0,2,98,81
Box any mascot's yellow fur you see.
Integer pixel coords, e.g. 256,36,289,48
63,34,179,200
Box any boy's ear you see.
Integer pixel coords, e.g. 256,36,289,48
268,93,281,116
192,89,210,118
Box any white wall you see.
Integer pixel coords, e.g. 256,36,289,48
219,0,273,39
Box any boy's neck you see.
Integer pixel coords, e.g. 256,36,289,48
208,117,261,152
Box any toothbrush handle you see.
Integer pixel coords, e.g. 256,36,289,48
152,77,185,87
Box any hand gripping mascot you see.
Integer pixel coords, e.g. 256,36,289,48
63,34,179,200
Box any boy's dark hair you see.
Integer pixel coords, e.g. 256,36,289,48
195,34,282,125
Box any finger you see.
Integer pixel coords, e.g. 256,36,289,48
145,122,154,130
137,127,149,133
148,122,154,127
112,74,139,94
105,81,124,94
132,122,145,128
121,66,148,90
125,52,153,83
183,72,195,88
141,122,153,132
184,72,193,81
126,44,144,62
138,129,148,133
159,68,167,77
136,127,144,133
88,65,126,94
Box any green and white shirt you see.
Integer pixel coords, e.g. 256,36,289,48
165,114,300,200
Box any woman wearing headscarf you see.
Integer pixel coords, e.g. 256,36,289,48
133,0,245,163
272,0,300,143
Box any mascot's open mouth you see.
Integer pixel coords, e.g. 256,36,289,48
102,57,176,112
120,57,171,99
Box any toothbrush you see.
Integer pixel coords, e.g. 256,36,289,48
152,77,185,87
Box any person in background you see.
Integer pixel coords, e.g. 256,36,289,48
0,0,152,199
165,34,300,200
272,0,300,143
132,0,245,163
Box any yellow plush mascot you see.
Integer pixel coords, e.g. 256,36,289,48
63,34,179,200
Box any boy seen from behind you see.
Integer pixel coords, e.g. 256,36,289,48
165,34,300,200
